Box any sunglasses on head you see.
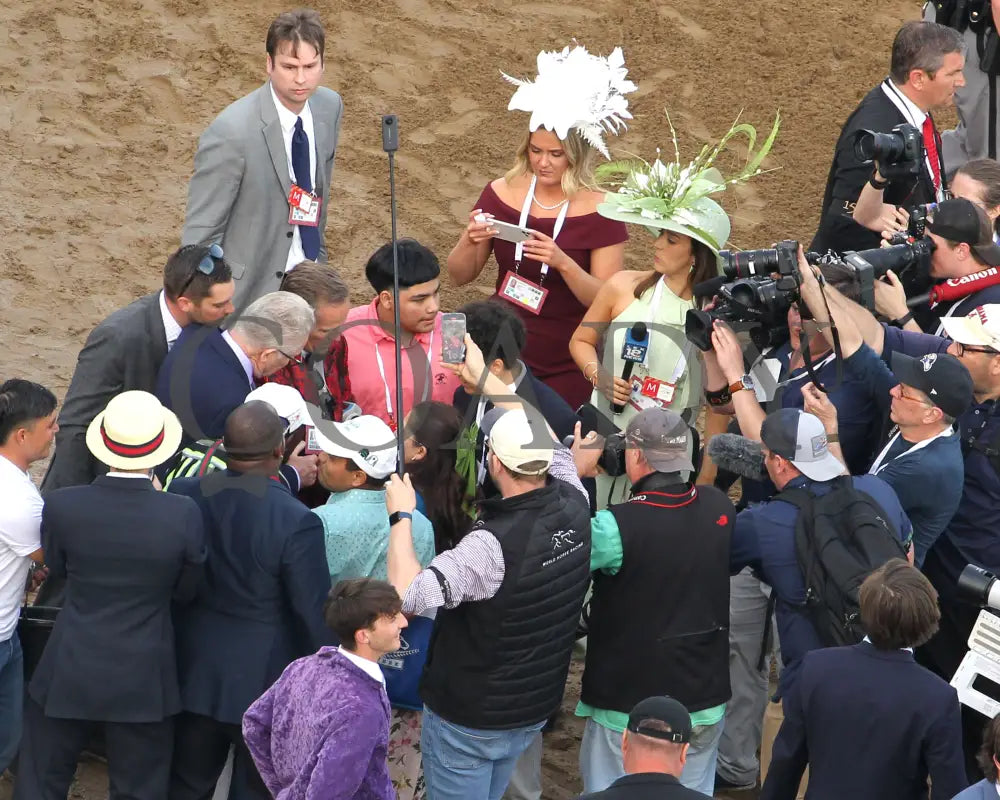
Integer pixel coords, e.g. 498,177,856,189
178,244,224,297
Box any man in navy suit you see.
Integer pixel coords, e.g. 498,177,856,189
156,290,314,445
14,390,205,800
761,559,967,800
167,401,331,799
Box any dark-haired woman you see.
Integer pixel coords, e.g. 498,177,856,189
403,402,475,553
953,713,1000,799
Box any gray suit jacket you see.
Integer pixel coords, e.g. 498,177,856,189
42,292,168,494
181,82,343,309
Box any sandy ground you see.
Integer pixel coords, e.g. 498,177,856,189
1,0,929,796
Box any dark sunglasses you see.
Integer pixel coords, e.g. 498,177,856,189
178,244,224,297
277,348,303,366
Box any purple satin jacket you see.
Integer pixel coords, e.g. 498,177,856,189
243,647,393,800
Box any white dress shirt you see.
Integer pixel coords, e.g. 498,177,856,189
222,330,255,388
270,86,316,273
337,645,386,685
158,291,183,351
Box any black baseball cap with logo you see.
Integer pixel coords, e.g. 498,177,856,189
926,197,1000,267
891,351,974,418
626,696,692,744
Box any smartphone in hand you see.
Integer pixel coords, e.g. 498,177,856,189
441,313,467,364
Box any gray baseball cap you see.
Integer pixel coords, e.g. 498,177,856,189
625,408,694,474
760,408,842,482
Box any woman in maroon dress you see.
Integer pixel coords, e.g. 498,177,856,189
446,44,635,410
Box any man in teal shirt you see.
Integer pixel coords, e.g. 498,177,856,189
573,408,735,797
312,415,434,584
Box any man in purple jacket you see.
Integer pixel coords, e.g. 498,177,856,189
242,578,407,800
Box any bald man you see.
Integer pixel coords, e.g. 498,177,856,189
577,696,709,799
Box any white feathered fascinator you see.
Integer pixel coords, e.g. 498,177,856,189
502,45,637,159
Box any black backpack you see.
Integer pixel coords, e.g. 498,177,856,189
776,476,908,647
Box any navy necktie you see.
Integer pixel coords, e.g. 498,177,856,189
291,117,321,260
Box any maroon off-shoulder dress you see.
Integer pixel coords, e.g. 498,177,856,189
474,182,629,410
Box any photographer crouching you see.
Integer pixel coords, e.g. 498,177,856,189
571,408,736,797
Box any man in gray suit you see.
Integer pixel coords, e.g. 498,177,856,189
42,245,234,494
182,9,343,310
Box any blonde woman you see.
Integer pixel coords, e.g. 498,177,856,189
447,45,635,410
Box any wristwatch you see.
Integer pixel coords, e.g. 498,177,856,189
728,374,756,395
389,511,413,527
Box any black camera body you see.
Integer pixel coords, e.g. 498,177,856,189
686,241,804,353
853,123,924,182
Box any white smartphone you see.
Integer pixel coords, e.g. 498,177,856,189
474,214,535,244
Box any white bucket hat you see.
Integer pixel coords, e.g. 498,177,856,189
86,390,183,470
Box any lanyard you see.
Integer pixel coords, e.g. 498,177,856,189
373,328,434,424
869,425,954,475
513,176,570,282
933,299,964,335
643,278,693,380
881,79,946,201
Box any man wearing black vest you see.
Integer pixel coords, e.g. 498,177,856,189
812,20,964,257
573,407,735,798
386,336,592,800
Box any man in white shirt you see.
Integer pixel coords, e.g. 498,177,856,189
42,244,235,494
0,379,57,772
181,9,344,309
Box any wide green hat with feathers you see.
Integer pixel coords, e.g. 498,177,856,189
595,112,780,254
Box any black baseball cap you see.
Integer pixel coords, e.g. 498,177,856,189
891,351,974,418
926,197,1000,266
626,696,691,744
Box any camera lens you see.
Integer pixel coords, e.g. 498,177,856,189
853,129,905,165
720,249,779,280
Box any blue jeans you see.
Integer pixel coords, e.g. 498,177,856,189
421,705,545,800
0,633,24,773
579,715,726,797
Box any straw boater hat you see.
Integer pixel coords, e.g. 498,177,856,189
86,390,183,470
595,112,781,255
502,44,637,159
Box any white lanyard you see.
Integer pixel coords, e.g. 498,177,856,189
881,80,944,201
513,176,570,280
869,425,953,475
644,278,692,380
373,328,434,423
933,300,963,336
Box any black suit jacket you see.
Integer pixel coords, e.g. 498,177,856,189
156,324,252,444
761,642,967,800
30,476,206,722
577,773,708,799
168,470,331,725
43,293,168,494
811,80,944,255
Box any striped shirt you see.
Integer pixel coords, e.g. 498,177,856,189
402,445,586,614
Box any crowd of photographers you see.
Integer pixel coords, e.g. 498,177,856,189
6,6,1000,800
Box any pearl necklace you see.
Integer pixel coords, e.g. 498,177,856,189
532,194,568,210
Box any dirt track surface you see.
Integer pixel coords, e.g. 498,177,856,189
1,0,924,796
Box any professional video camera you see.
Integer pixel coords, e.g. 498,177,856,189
853,123,924,182
684,237,935,352
951,564,1000,716
685,240,804,352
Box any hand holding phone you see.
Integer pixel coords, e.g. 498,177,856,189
473,214,535,244
441,313,467,364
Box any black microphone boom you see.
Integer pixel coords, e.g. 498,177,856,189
382,114,405,475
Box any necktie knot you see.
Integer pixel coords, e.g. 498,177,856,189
294,116,304,134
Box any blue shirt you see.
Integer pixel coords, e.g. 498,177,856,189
844,344,964,566
875,328,1000,592
767,343,883,475
313,488,435,585
731,474,912,698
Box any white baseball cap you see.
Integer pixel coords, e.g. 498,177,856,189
245,383,312,433
940,305,1000,351
760,408,844,482
312,415,397,479
483,408,553,476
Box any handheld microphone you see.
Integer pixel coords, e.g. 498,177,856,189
707,433,768,482
907,266,1000,308
612,322,648,414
